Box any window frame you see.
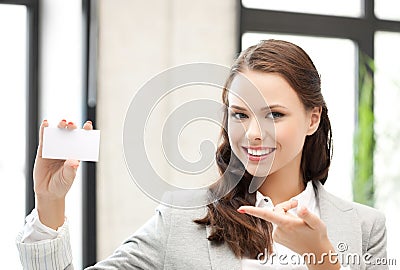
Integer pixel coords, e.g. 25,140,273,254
238,0,400,205
239,0,400,58
82,0,98,266
2,0,98,266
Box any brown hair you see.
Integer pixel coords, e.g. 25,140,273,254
194,39,333,259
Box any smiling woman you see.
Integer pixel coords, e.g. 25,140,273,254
195,41,335,266
16,40,387,270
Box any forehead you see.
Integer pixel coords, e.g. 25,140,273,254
228,70,302,110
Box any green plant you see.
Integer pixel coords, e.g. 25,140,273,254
353,53,375,206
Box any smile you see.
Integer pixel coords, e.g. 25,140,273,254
242,146,276,161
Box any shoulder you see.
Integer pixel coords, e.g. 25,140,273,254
153,191,212,265
155,204,207,226
155,189,209,229
315,181,387,255
315,181,386,227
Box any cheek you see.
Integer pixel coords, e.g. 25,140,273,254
227,120,245,151
275,121,306,152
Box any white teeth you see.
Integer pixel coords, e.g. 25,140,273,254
247,148,274,156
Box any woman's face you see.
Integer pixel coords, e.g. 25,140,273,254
227,70,321,177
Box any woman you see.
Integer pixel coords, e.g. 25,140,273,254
17,40,387,269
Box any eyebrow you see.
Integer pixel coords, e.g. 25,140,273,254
229,104,288,111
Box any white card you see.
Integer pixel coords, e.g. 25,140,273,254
42,127,101,162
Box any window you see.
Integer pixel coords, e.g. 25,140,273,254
240,0,400,264
0,3,29,268
374,31,400,265
0,0,94,268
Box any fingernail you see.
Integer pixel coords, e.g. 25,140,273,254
72,165,79,169
68,122,74,125
43,119,48,122
237,208,246,214
299,206,307,215
86,120,92,124
62,119,67,122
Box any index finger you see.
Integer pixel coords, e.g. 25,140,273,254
83,120,93,130
237,206,288,225
274,199,299,215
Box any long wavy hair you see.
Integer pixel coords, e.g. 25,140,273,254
194,39,333,259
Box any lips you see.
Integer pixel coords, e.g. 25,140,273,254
242,146,276,161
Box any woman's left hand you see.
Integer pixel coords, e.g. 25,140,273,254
238,201,340,270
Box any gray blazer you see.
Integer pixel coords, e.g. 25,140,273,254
85,181,387,270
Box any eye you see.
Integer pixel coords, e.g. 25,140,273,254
266,112,284,119
231,112,248,120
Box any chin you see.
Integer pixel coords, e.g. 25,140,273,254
245,167,270,177
242,159,274,177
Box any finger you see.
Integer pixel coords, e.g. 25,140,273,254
61,159,80,183
273,199,298,215
57,119,67,128
66,121,77,130
37,119,49,158
297,206,321,229
83,120,93,130
237,206,286,225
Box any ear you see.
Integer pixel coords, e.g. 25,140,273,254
306,106,322,136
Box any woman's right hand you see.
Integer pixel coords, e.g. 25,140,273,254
34,119,93,229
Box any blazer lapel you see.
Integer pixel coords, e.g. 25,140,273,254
316,181,363,270
206,225,241,270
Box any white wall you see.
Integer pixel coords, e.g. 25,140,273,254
96,0,237,259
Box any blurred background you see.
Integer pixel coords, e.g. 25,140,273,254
0,0,399,268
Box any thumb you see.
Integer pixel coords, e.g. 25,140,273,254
297,206,321,230
61,159,80,183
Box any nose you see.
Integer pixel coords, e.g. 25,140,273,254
245,118,263,141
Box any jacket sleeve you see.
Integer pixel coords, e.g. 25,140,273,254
16,205,171,270
364,212,388,270
86,205,171,270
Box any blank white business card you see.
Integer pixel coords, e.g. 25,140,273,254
42,127,100,162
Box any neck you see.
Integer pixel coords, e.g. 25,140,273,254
258,152,305,205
